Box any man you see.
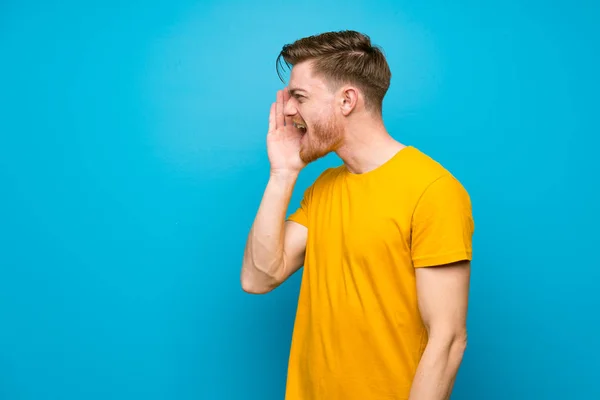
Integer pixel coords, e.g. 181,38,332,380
240,30,474,400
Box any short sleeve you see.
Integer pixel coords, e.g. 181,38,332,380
286,184,313,228
411,174,475,268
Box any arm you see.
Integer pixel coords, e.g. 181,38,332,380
240,171,307,294
408,260,470,400
408,173,474,399
240,89,309,294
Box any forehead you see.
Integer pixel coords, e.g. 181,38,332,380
288,61,328,93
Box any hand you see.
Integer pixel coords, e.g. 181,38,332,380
266,89,306,175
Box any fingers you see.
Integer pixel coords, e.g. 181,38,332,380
276,90,284,129
268,102,276,133
282,89,293,127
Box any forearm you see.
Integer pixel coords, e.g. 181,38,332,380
408,335,466,400
241,171,299,291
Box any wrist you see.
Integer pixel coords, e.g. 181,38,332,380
269,169,300,182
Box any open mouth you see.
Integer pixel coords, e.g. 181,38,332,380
292,121,308,135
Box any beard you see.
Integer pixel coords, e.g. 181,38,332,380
299,115,344,164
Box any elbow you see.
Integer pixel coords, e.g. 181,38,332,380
451,333,467,359
241,278,272,294
447,331,468,365
428,329,468,360
240,265,280,295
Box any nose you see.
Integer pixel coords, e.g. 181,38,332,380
284,98,297,117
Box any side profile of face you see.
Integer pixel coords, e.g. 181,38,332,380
284,61,346,164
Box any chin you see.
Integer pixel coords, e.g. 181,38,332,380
300,145,332,164
299,147,316,164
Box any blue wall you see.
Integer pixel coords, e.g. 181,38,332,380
1,0,598,399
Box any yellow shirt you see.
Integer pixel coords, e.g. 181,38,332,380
285,146,474,399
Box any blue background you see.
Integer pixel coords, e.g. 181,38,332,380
1,0,598,399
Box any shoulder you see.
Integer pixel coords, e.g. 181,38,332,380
407,150,473,233
294,166,340,205
307,165,344,191
406,147,455,181
402,146,470,200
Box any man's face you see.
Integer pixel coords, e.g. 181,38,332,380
284,61,344,164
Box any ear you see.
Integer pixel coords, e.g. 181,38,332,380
339,86,359,116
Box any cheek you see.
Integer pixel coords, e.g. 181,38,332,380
297,105,310,120
298,103,320,120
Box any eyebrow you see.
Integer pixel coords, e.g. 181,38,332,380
288,87,308,96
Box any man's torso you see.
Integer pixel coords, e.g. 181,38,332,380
285,146,472,399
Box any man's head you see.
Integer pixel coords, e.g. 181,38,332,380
276,30,391,164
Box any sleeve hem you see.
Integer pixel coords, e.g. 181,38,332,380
286,214,308,227
413,250,472,268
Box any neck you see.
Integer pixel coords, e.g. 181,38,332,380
335,116,406,174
